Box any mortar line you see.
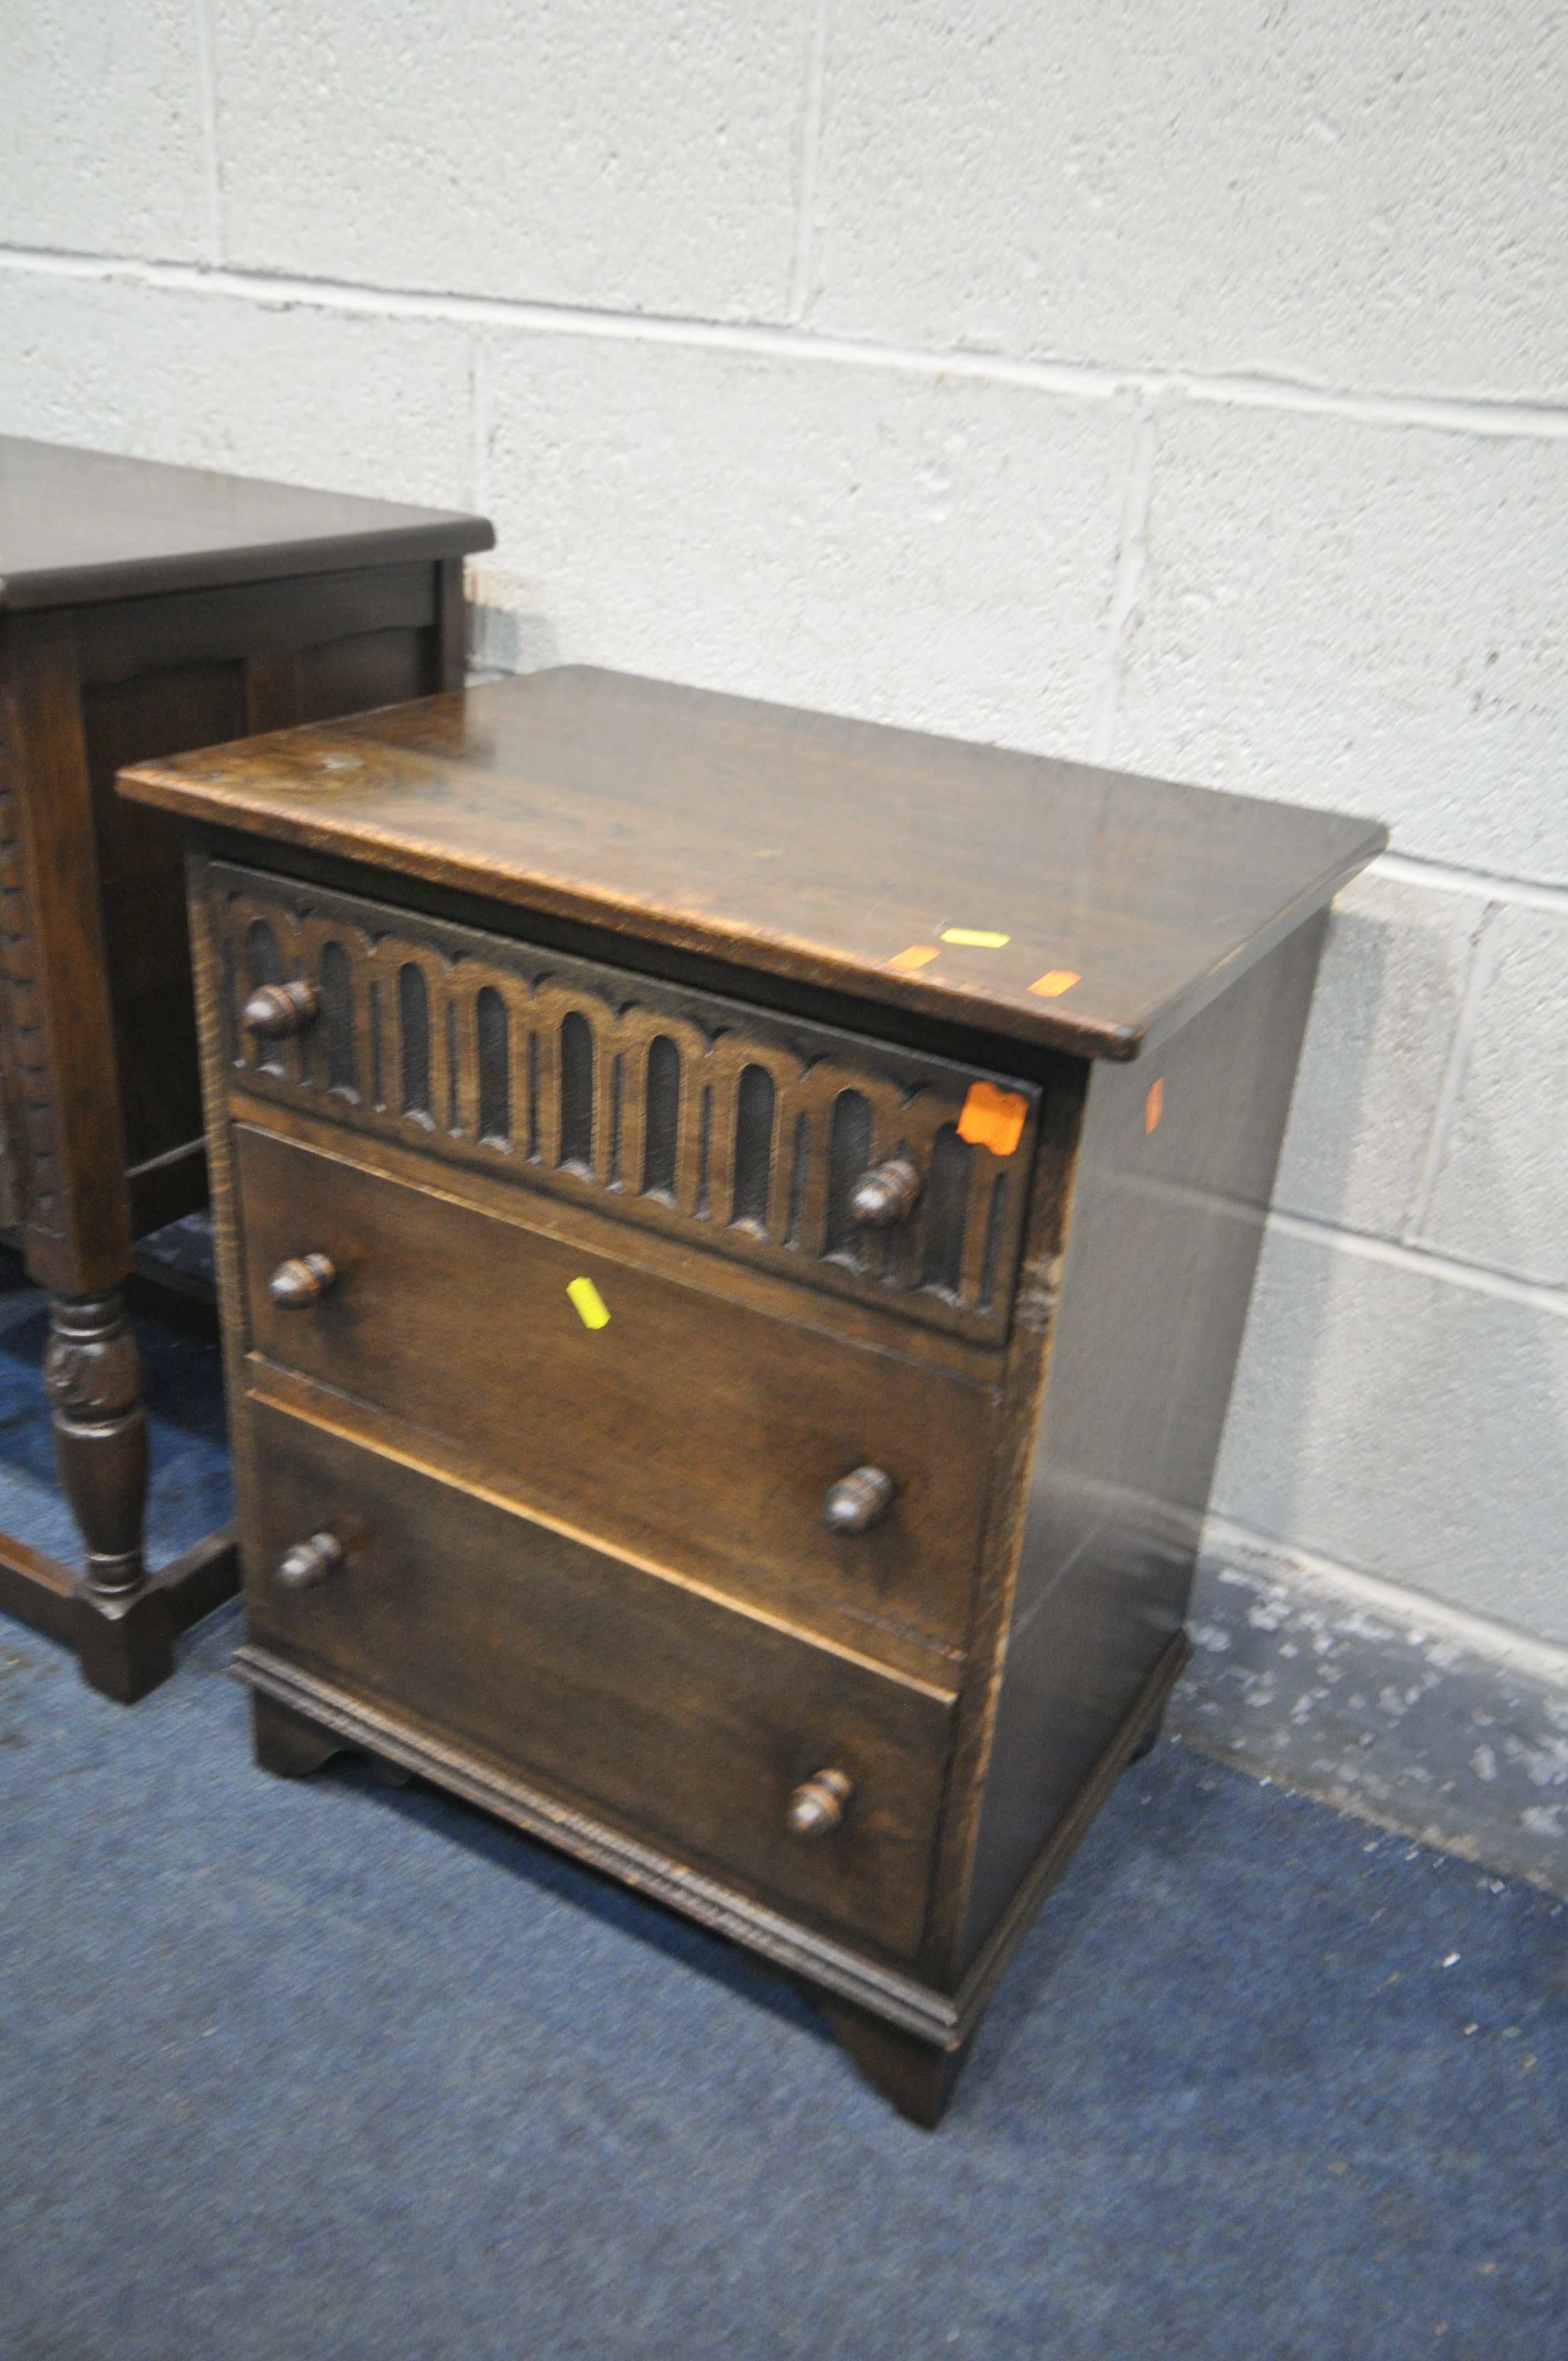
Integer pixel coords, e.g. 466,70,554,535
5,244,1568,443
1266,1201,1566,1320
190,0,223,263
1090,407,1158,764
1400,901,1507,1245
787,0,832,326
1374,850,1568,916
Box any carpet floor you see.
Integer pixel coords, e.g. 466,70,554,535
0,1293,1562,2361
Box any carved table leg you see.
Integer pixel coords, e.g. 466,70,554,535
819,1995,976,2130
0,614,239,1701
39,1288,170,1702
253,1692,351,1779
45,1289,148,1591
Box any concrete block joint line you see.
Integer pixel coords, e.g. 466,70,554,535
3,244,1568,445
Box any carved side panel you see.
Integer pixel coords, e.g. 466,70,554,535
211,863,1048,1342
0,720,60,1241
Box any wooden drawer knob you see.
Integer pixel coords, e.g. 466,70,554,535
276,1531,344,1590
787,1768,853,1840
268,1253,338,1309
823,1465,895,1535
851,1157,922,1228
243,980,321,1038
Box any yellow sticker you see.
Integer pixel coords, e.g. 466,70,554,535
957,1080,1030,1158
1145,1079,1164,1136
1028,969,1081,999
567,1276,611,1330
941,927,1011,949
888,943,941,972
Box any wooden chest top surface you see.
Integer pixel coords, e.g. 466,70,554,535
119,665,1385,1062
0,434,492,611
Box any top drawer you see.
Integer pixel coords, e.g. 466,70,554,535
206,859,1043,1342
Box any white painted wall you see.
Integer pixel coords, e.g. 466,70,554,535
3,4,1564,1641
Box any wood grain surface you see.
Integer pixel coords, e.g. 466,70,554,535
245,1396,954,1962
119,666,1386,1063
0,435,491,610
234,1119,1000,1666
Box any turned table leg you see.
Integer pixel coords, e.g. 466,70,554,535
40,1286,171,1702
44,1288,148,1593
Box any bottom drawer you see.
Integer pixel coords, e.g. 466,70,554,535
244,1400,955,1962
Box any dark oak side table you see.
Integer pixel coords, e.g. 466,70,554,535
0,438,491,1699
122,668,1384,2118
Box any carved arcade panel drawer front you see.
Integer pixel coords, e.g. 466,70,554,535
210,861,1041,1344
236,1124,999,1672
247,1400,955,1962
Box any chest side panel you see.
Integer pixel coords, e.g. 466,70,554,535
957,916,1330,1967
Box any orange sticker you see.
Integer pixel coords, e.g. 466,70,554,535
1145,1079,1164,1135
957,1079,1029,1157
1028,970,1081,999
888,944,940,972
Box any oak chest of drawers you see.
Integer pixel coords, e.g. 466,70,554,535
119,667,1384,2123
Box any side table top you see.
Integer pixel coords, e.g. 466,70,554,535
118,665,1386,1062
0,436,492,611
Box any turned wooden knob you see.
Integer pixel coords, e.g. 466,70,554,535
268,1252,338,1309
243,979,321,1038
276,1531,344,1590
823,1465,895,1535
787,1768,854,1840
851,1157,922,1228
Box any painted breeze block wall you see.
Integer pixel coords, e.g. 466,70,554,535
2,6,1564,1682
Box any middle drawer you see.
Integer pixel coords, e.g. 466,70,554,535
235,1121,1000,1666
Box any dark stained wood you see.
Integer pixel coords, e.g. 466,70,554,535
0,1522,238,1704
155,673,1382,2119
235,1082,999,1393
252,1689,352,1778
244,1396,954,1962
787,1767,854,1838
955,923,1327,1965
0,436,492,609
433,555,466,693
918,1051,1090,1974
44,1288,148,1592
243,650,304,735
266,1250,337,1308
74,562,437,687
233,1118,997,1671
0,610,132,1293
232,1638,968,2044
0,438,489,1701
80,661,242,1188
946,1628,1190,2038
120,666,1386,1064
204,856,1045,1346
819,1998,972,2131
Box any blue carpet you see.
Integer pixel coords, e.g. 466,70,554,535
0,1301,1564,2358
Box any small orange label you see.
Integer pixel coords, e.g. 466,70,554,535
1028,970,1081,999
1145,1079,1164,1135
958,1079,1029,1157
889,944,941,972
